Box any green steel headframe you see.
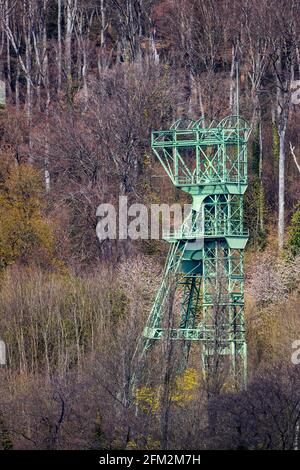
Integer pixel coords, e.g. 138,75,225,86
140,115,250,391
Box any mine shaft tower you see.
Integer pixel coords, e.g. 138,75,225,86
141,115,249,389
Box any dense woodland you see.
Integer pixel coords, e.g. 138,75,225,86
0,0,300,450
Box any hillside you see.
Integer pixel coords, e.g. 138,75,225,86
0,0,300,451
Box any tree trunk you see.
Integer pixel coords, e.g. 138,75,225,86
278,127,286,250
43,0,51,192
259,113,264,232
57,0,62,94
229,44,237,114
65,0,76,98
15,61,20,111
24,12,33,162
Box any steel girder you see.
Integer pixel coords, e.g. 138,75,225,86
141,116,249,390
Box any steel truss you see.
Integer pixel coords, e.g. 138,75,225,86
140,115,249,390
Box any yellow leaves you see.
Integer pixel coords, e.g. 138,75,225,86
4,165,43,214
0,164,55,269
142,153,151,169
126,436,160,450
171,368,198,405
125,440,138,450
0,148,14,186
135,386,160,413
135,368,199,413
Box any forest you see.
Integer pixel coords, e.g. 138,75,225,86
0,0,300,451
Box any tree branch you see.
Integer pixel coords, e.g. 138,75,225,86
290,142,300,174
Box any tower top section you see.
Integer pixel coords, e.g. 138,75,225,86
151,115,250,196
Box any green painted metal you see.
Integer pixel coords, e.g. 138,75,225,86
141,115,249,390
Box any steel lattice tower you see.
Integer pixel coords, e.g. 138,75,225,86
140,115,250,390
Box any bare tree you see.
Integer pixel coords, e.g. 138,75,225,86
269,1,300,249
